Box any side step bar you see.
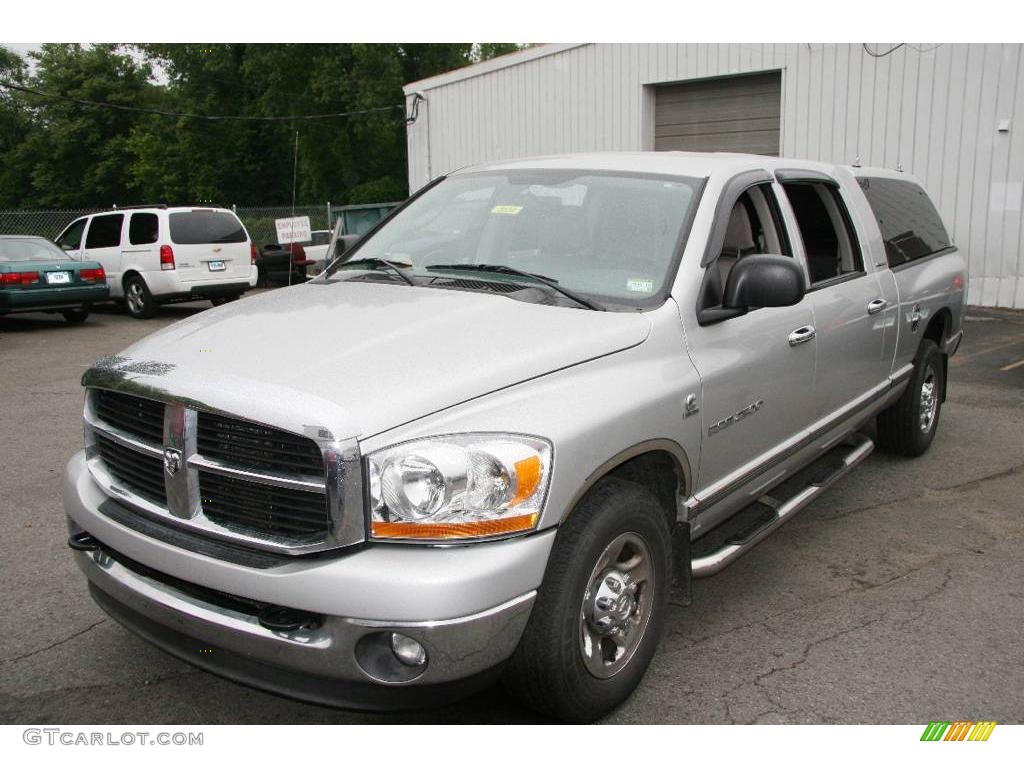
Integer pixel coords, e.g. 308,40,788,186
691,433,874,578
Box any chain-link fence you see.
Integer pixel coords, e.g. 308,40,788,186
232,202,399,247
0,202,400,245
0,209,101,240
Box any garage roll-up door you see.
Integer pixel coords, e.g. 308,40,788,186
654,71,781,155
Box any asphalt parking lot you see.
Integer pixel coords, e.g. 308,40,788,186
1,298,1022,725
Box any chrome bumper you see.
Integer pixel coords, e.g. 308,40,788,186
64,452,553,708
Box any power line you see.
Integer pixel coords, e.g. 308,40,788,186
862,43,906,58
0,79,404,121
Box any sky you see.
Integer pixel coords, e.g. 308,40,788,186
2,43,40,69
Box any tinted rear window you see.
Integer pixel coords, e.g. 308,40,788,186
857,177,951,267
169,211,246,244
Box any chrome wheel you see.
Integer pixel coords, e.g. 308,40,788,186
125,282,145,314
579,532,654,679
919,366,938,433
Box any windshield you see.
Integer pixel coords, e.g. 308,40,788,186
0,237,65,262
324,170,703,310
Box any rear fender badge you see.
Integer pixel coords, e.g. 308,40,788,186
163,448,182,476
708,399,765,436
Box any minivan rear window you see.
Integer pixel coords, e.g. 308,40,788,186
857,177,951,267
169,210,247,245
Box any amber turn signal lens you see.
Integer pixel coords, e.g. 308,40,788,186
510,455,542,506
372,513,539,540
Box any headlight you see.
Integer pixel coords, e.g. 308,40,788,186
367,434,551,541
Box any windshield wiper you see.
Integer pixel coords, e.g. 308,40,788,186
335,257,414,286
425,263,604,311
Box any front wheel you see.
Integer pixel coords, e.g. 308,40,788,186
877,338,944,457
123,275,157,319
502,478,671,722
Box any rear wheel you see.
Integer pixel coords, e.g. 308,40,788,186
123,275,157,319
62,307,89,324
877,339,944,457
211,294,240,307
502,478,671,722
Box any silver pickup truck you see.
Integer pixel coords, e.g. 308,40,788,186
64,152,966,722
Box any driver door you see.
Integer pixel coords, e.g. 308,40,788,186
684,181,817,510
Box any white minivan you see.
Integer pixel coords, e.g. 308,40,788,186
55,206,259,318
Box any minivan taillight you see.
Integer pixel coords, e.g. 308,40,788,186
250,241,258,265
1,271,40,286
160,245,175,271
79,267,106,283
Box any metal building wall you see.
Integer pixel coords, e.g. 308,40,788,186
404,44,1024,309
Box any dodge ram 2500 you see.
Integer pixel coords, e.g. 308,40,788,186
64,152,966,722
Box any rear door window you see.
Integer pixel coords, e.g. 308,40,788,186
857,177,951,267
129,212,160,245
85,214,125,249
169,210,246,244
782,183,863,285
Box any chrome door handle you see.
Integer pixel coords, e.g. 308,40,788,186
788,325,816,346
867,298,888,315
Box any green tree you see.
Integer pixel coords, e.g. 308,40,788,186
11,44,157,207
0,47,33,206
0,43,529,209
476,43,530,61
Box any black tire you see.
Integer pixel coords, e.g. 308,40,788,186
502,477,672,722
62,307,90,324
123,274,157,319
211,294,240,307
876,338,944,457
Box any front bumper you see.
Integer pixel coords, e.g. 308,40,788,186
64,452,553,708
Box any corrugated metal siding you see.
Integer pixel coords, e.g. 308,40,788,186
405,43,1024,308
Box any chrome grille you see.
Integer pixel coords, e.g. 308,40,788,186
199,471,328,538
197,412,324,478
94,433,167,505
83,387,352,553
94,389,164,444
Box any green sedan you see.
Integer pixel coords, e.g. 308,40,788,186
0,235,109,323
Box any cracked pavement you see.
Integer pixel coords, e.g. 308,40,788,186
1,303,1022,724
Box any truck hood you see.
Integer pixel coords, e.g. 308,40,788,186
96,281,651,440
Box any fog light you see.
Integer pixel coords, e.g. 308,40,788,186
390,632,427,667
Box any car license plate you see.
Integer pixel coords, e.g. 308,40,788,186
208,261,226,272
46,272,71,284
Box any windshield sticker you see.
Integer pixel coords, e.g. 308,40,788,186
627,278,655,293
491,205,523,215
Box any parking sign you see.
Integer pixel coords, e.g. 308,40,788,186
274,215,312,244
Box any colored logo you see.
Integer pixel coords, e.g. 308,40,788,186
920,721,997,742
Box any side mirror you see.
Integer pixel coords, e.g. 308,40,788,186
336,234,361,257
723,254,805,309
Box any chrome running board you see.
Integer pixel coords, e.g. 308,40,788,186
690,433,874,578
